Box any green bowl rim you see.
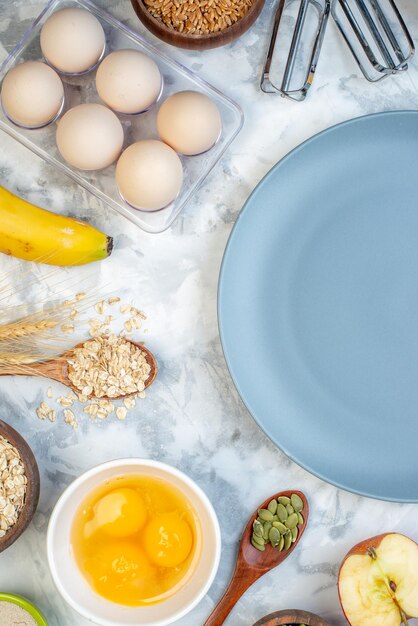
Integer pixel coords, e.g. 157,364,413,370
0,592,48,625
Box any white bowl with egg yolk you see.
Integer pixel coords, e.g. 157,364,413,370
47,458,221,626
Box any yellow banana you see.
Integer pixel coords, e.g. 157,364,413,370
0,185,112,266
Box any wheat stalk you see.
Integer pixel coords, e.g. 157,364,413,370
0,318,59,340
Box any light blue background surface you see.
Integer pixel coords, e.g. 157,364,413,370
1,1,418,624
220,112,418,502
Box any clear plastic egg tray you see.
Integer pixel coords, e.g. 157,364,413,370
0,0,243,233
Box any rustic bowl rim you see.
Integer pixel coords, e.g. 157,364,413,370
252,608,334,626
130,0,266,49
0,420,40,553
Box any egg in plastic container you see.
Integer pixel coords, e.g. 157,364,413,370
0,0,243,234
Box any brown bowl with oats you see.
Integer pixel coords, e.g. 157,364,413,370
0,420,40,553
131,0,265,49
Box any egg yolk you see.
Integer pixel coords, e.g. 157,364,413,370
85,542,154,605
72,476,200,606
92,487,147,537
143,512,193,568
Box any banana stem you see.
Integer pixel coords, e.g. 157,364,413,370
401,610,409,626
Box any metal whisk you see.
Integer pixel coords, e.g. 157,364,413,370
261,0,414,99
261,0,331,100
332,0,414,82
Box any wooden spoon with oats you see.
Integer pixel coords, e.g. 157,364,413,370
0,338,157,400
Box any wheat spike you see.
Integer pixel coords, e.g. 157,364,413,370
0,318,58,341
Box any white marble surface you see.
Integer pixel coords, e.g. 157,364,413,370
1,1,418,625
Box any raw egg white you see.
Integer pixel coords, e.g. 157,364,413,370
56,103,124,171
40,7,105,74
116,140,183,211
1,61,64,128
96,49,162,114
157,90,222,156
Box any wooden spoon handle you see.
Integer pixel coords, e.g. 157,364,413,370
203,563,260,626
0,365,38,376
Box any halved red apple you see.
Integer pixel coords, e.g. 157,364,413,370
338,533,418,626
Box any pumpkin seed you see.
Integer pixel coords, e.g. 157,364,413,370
252,533,265,547
272,521,288,534
277,503,288,522
285,513,299,529
251,537,265,551
269,526,281,547
253,520,264,537
263,522,272,540
291,493,303,512
251,492,305,553
267,499,278,515
258,508,274,522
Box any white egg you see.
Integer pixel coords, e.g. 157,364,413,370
40,7,105,74
157,91,222,156
96,49,162,114
116,140,183,211
56,103,124,171
1,61,64,128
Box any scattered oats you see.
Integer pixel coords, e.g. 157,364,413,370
131,315,141,329
124,320,132,333
138,391,146,399
0,436,27,537
107,296,120,305
70,308,79,320
40,401,50,413
67,391,78,400
105,315,113,324
97,408,108,419
84,403,98,416
61,324,74,334
36,407,46,420
77,394,88,403
48,409,56,422
120,304,131,314
63,299,72,308
47,386,53,398
116,406,127,420
123,396,136,409
76,292,86,301
130,306,138,315
138,311,147,320
95,301,106,315
63,409,78,429
57,396,73,407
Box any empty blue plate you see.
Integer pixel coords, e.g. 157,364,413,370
219,111,418,502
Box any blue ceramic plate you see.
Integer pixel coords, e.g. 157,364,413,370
219,111,418,502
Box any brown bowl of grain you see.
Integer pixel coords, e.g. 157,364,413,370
131,0,265,49
0,420,40,553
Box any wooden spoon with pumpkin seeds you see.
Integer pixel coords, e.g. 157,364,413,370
203,490,308,626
